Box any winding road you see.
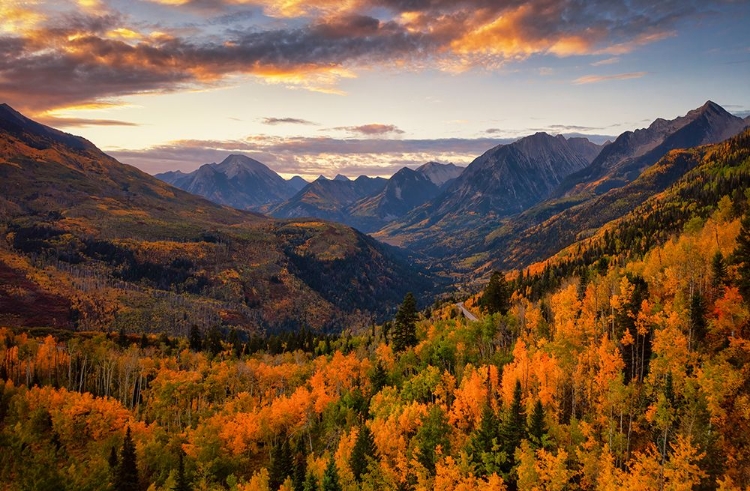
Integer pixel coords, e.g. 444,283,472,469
456,302,478,322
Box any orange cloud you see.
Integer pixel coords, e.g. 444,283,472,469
573,72,648,85
0,4,45,34
0,0,718,115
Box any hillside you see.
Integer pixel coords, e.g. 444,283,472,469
347,162,465,232
270,176,387,228
510,127,750,299
0,104,435,334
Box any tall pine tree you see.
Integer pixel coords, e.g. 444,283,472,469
269,437,294,490
173,450,191,491
321,457,341,491
392,292,418,352
415,405,452,475
115,426,138,491
292,439,308,491
469,402,502,476
303,472,319,491
711,251,727,291
350,422,378,482
500,380,526,475
734,212,750,302
479,271,510,315
528,399,547,448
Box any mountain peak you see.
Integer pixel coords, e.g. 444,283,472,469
688,100,731,119
156,153,298,210
415,162,465,187
334,174,350,181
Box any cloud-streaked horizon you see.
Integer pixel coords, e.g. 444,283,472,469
0,0,724,114
109,135,510,177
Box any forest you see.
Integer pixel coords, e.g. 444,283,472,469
2,191,750,490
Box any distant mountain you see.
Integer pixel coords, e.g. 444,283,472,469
376,133,601,255
0,104,435,333
555,101,748,197
348,163,465,231
287,175,308,192
156,154,297,211
270,175,387,225
271,163,464,233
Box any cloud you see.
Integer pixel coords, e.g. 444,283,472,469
573,71,648,85
262,117,318,125
0,0,729,113
591,57,620,66
34,116,140,128
108,135,510,176
334,123,405,135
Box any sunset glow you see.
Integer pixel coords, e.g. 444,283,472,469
1,0,748,178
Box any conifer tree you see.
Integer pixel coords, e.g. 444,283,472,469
350,422,378,482
479,271,510,315
173,450,191,491
188,325,202,352
528,399,547,448
321,457,341,491
293,439,307,491
303,472,318,491
392,292,418,352
711,251,727,291
269,437,294,490
205,326,224,357
689,291,708,347
108,445,119,484
734,212,750,302
501,380,526,474
470,402,502,476
369,361,388,395
416,405,451,475
115,426,138,491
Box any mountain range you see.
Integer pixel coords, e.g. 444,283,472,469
157,155,464,234
377,100,749,272
270,162,464,232
154,100,748,279
0,103,434,333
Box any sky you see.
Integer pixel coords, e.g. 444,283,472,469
1,0,749,179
